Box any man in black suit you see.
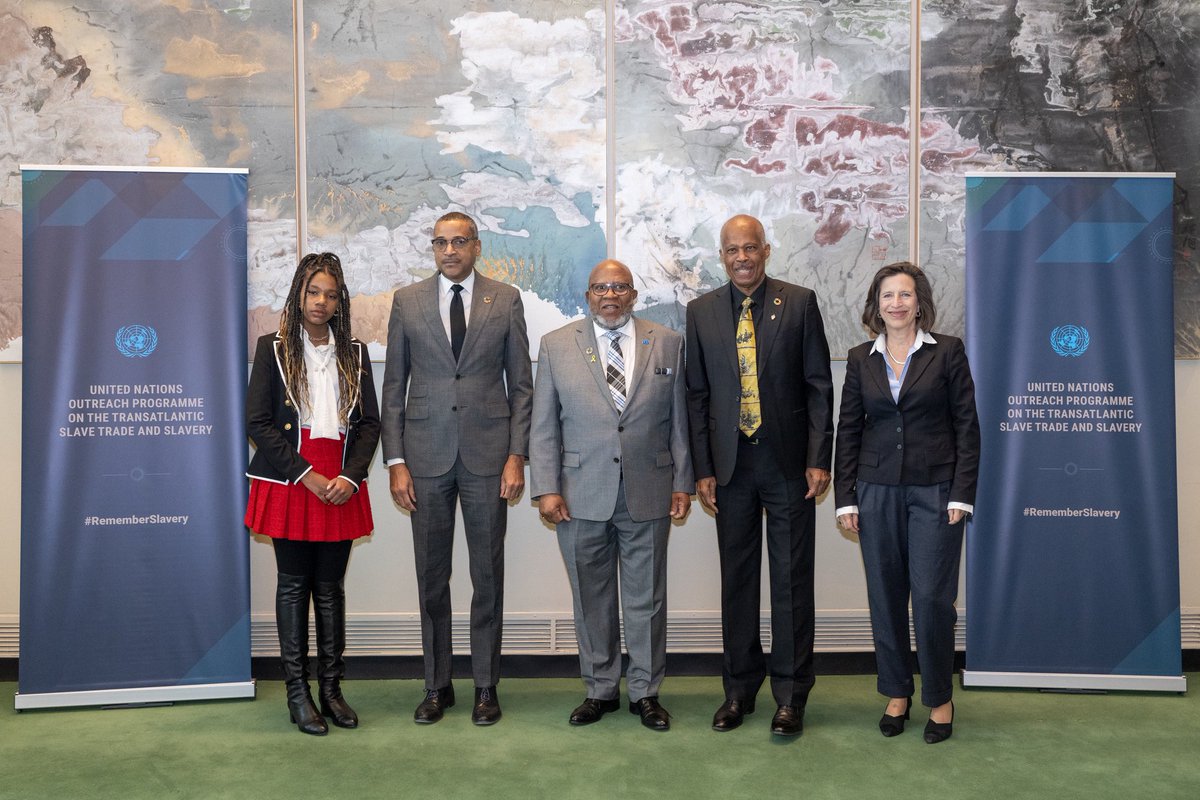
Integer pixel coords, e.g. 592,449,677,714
685,214,834,736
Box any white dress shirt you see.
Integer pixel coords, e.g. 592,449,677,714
592,317,637,398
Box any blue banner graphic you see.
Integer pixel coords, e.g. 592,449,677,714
19,167,252,705
964,173,1182,689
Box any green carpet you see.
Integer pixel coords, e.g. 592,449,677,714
1,675,1195,800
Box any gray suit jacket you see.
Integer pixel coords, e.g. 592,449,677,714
381,271,533,477
530,317,693,523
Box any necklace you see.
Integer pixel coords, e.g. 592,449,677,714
884,341,911,366
307,329,330,345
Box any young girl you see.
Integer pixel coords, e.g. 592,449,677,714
245,252,380,736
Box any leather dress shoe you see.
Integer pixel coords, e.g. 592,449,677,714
629,696,671,731
569,697,620,726
711,698,755,732
924,701,954,744
414,685,455,724
879,696,912,737
770,704,804,736
471,686,501,726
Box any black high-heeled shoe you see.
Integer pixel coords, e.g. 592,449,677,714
924,701,954,744
879,696,912,737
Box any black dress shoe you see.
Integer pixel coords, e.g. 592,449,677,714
414,685,455,724
924,701,954,744
770,704,804,736
568,697,620,726
629,696,671,731
879,696,912,737
472,686,501,726
712,698,755,732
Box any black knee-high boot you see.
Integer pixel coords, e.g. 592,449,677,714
277,572,328,736
314,579,358,728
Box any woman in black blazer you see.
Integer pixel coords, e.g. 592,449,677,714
245,252,380,735
834,261,979,743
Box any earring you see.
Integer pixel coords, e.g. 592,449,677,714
916,309,921,317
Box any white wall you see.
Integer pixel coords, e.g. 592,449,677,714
1,359,1197,656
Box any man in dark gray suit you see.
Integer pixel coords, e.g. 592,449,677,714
530,259,692,731
382,211,533,725
685,214,834,737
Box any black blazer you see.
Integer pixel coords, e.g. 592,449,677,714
246,332,380,489
833,333,980,509
686,278,835,484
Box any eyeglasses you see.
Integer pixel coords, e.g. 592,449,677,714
589,282,634,296
431,236,477,251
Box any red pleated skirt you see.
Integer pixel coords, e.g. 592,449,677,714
245,428,374,542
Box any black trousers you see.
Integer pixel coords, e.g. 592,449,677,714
714,438,816,708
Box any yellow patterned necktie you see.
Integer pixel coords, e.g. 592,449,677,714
737,296,761,437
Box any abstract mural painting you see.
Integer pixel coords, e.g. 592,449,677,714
2,1,1196,358
920,0,1200,356
0,0,297,360
613,0,916,353
295,0,608,356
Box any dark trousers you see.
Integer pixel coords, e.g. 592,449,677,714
715,437,816,707
411,455,506,690
857,480,963,707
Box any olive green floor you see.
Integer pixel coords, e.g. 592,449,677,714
1,675,1195,800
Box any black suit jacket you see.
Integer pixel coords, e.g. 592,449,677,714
686,278,834,485
246,332,381,489
833,332,980,509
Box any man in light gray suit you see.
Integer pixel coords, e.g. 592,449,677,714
382,211,533,726
530,259,692,731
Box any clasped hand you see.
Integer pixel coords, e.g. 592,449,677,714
301,471,353,505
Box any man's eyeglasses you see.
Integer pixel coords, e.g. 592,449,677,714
589,282,634,296
431,236,477,251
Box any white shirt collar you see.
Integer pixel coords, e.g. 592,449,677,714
870,329,937,356
592,316,636,343
438,270,476,296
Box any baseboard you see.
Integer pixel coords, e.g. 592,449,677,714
3,652,1194,684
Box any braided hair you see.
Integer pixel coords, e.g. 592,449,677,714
277,252,361,425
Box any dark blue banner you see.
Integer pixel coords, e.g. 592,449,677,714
964,173,1183,690
19,167,253,706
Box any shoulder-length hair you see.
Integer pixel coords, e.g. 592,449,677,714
277,252,362,424
861,261,936,335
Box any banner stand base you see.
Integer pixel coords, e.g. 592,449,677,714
14,680,256,711
962,670,1186,693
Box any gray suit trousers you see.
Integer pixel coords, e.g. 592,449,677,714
556,481,669,702
411,455,506,689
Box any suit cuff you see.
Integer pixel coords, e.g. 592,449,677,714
385,457,406,466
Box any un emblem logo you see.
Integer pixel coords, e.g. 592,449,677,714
1050,325,1089,357
115,325,159,358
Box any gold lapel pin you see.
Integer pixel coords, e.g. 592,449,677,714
585,347,594,354
483,296,493,304
773,297,782,306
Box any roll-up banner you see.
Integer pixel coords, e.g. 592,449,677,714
18,166,254,709
963,172,1184,692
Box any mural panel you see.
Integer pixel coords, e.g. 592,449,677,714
614,0,916,355
0,0,298,360
920,0,1200,357
298,0,608,355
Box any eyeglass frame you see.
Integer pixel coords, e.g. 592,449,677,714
588,282,635,296
430,236,478,251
